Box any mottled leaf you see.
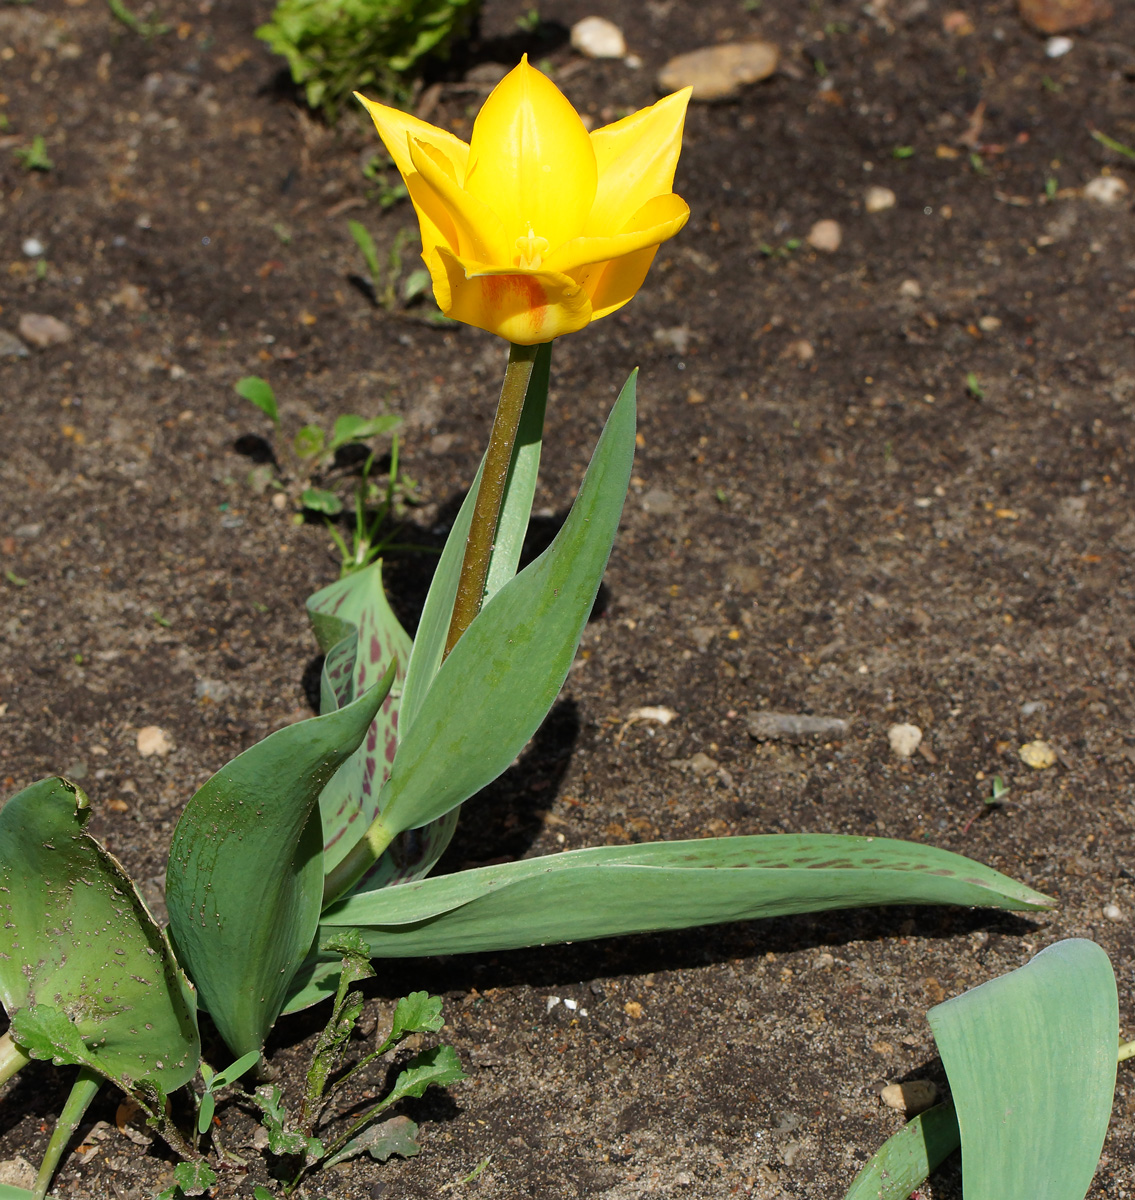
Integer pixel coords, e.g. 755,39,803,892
322,834,1052,959
0,778,199,1093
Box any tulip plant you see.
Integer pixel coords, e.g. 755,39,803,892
0,59,1071,1199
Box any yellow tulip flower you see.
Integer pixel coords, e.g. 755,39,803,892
356,58,691,344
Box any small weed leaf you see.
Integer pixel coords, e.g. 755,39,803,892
323,1114,420,1169
386,991,445,1045
329,413,401,452
235,376,279,425
294,425,325,459
301,487,344,515
383,1044,466,1107
253,1084,324,1159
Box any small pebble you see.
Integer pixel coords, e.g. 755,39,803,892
0,330,29,358
653,325,691,354
624,1000,644,1019
783,338,815,363
1104,904,1124,922
806,219,842,252
1020,699,1047,716
1083,175,1129,205
1045,35,1074,55
21,238,44,258
546,995,561,1013
1019,739,1057,769
865,186,897,213
1018,0,1113,35
880,1080,938,1114
570,16,626,59
888,723,923,759
641,487,679,516
747,712,849,742
899,278,923,298
18,313,72,348
978,315,1002,331
657,41,779,102
136,725,173,757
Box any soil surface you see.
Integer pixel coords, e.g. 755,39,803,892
3,0,1135,1196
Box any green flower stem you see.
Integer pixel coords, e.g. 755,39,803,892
0,1032,30,1086
322,815,397,907
34,1068,101,1200
1120,1039,1135,1063
444,341,541,658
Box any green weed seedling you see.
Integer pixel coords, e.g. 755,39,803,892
13,135,52,172
233,375,414,575
255,0,479,117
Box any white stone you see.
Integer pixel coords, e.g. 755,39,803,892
807,219,842,252
887,723,923,759
1083,175,1129,206
21,237,44,257
571,16,626,59
136,725,173,757
899,278,922,298
1104,904,1124,922
1045,36,1074,57
865,186,897,214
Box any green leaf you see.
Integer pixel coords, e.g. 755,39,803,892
197,1090,216,1135
235,376,279,425
322,834,1053,958
348,220,381,282
328,413,401,452
383,1045,466,1106
927,938,1117,1200
294,424,326,459
253,1188,278,1200
0,1186,37,1199
173,1159,217,1195
166,679,391,1058
374,369,635,841
306,562,412,874
0,778,199,1093
843,1103,959,1200
322,1114,420,1169
301,487,343,515
402,269,431,303
388,991,444,1042
253,1084,320,1157
209,1048,263,1090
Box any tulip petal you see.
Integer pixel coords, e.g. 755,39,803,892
464,57,597,252
545,193,690,275
408,138,510,265
434,247,593,345
587,88,691,237
354,91,470,183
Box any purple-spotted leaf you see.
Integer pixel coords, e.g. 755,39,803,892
321,834,1053,959
307,561,411,874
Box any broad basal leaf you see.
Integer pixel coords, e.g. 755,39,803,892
0,778,199,1094
927,938,1117,1200
320,833,1052,958
166,681,389,1058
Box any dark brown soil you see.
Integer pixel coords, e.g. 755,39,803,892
3,0,1135,1195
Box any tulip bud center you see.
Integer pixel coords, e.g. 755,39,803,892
515,225,550,270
